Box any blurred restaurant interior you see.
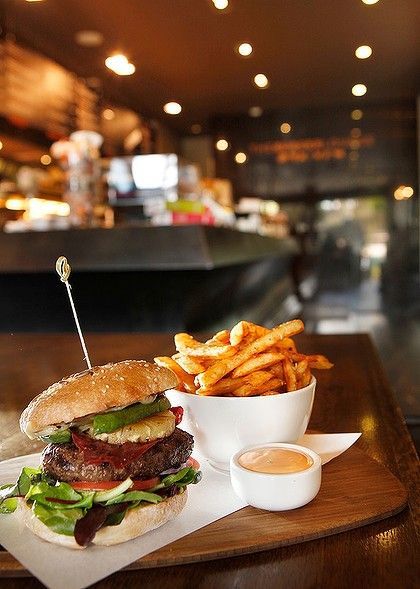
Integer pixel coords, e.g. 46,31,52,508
0,0,418,447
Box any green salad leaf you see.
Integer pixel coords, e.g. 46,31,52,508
0,497,18,513
39,430,72,444
32,502,84,536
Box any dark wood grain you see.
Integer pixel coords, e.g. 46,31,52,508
0,333,419,589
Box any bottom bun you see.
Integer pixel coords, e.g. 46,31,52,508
18,491,188,550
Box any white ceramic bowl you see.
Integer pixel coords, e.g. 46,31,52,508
230,443,321,511
167,377,316,471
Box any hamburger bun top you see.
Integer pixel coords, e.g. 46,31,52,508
20,360,178,439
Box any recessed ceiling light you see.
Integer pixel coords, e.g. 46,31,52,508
254,73,269,89
235,152,247,164
213,0,229,9
102,108,115,121
0,141,3,150
105,54,135,76
163,102,182,115
280,122,292,134
191,124,202,134
361,0,380,5
249,106,263,117
75,30,104,48
216,139,229,151
352,84,367,97
394,185,414,200
40,154,51,165
237,43,253,57
351,109,363,120
355,45,372,59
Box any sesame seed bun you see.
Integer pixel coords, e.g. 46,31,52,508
20,360,179,439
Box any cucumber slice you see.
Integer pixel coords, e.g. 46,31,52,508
93,478,133,503
93,396,171,434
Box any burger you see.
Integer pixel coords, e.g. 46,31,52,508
0,360,201,549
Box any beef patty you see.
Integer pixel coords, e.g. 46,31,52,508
41,427,194,482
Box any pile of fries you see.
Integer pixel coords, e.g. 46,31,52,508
154,319,333,397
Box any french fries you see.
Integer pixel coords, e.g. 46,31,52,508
155,319,333,397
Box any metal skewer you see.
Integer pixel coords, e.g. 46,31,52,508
55,256,92,370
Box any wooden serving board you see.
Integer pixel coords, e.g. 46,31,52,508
0,446,407,576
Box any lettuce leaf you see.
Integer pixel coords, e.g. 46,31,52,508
32,502,84,536
0,497,18,513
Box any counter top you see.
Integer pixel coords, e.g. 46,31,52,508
0,225,297,273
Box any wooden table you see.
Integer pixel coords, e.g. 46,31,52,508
0,333,418,588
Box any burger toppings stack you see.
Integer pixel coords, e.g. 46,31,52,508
0,360,201,549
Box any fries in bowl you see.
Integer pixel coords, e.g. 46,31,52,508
155,320,332,397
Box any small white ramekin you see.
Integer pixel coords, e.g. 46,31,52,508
230,442,322,511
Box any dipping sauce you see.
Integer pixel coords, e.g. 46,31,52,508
238,447,313,474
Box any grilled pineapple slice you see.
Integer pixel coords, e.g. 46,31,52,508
89,410,175,444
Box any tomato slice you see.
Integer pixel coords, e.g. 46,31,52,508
71,477,160,492
186,457,200,470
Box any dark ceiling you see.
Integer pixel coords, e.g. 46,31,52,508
4,0,420,134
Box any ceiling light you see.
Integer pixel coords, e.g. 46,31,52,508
163,102,182,115
102,108,115,121
191,124,202,134
394,185,414,200
216,139,229,151
235,152,247,164
280,122,291,134
355,45,372,59
249,106,263,117
352,84,367,97
75,30,104,48
351,109,363,120
254,74,269,89
0,141,3,150
25,1,44,3
40,154,52,165
361,0,380,4
213,0,229,9
237,43,253,57
105,54,135,76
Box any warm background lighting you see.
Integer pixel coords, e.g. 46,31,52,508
105,54,136,76
352,84,367,96
351,109,363,120
163,102,182,115
355,45,373,59
40,154,52,165
235,152,247,164
254,73,269,88
237,43,253,57
216,139,229,151
280,122,291,134
75,30,104,48
361,0,380,4
213,0,229,10
394,185,414,200
0,141,3,150
248,106,263,117
102,108,115,120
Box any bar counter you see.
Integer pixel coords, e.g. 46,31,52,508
0,226,298,332
0,332,418,588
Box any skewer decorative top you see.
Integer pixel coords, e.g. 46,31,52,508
55,256,92,370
